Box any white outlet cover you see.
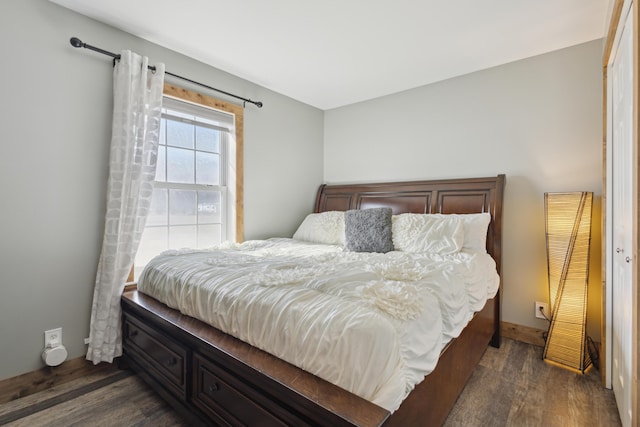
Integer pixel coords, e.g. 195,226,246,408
535,302,549,319
44,328,62,348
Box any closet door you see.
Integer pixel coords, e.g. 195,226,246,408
610,5,633,427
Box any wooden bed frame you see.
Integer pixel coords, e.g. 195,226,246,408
121,174,505,426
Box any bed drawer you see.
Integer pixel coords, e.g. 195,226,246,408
193,352,289,427
123,313,188,399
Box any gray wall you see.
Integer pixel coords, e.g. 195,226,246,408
324,40,603,340
0,0,323,380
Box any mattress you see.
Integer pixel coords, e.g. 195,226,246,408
137,238,499,411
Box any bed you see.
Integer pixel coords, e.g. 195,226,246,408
121,174,505,426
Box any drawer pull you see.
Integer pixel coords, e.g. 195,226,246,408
164,357,177,367
208,383,220,394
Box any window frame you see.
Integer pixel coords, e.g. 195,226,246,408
162,83,244,242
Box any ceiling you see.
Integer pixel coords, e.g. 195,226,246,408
50,0,611,110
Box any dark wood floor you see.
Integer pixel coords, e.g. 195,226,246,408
444,338,621,427
0,339,621,427
0,369,187,426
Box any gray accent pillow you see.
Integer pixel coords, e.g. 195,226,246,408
344,208,394,253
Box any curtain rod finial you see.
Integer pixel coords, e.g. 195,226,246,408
70,37,84,48
255,101,263,108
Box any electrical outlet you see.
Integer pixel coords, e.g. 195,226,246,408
84,337,90,345
44,328,62,348
535,302,549,319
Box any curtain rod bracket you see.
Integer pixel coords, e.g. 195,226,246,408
69,36,263,108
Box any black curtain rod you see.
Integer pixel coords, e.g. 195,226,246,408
70,37,263,108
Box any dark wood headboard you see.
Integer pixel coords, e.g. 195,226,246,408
314,175,506,275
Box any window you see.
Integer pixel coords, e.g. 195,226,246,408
134,85,244,279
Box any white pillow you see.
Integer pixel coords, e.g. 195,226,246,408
431,213,491,252
392,214,464,254
292,211,345,245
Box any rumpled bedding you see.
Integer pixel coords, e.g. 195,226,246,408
137,238,499,412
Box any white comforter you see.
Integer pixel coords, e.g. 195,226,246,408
137,238,499,412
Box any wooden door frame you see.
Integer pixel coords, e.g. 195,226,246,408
602,0,638,424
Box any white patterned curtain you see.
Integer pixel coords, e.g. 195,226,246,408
87,51,165,364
